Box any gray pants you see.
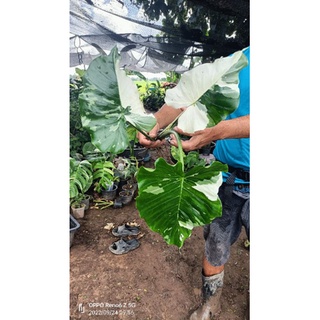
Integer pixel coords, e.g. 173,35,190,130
204,182,250,266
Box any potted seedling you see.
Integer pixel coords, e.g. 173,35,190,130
70,196,86,219
122,181,136,193
91,157,119,201
79,46,248,247
82,143,120,200
69,157,93,218
119,189,134,205
113,156,139,189
118,140,149,162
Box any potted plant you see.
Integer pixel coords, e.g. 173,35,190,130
127,175,138,190
69,157,93,218
119,189,134,205
70,71,91,158
122,180,137,194
79,46,248,247
90,157,119,200
113,156,138,189
80,193,91,210
118,140,149,162
70,197,86,219
70,214,80,247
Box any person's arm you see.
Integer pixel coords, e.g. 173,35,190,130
171,115,250,152
216,115,250,139
154,104,183,128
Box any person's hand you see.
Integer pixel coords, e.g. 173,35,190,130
169,115,249,152
169,126,215,152
137,122,166,148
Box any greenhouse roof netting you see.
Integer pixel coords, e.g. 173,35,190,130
70,0,249,72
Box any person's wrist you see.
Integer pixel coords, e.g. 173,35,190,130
212,121,228,140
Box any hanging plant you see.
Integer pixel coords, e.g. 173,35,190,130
78,46,248,247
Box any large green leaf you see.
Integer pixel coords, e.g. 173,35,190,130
76,46,246,248
91,160,116,193
69,158,93,200
136,158,228,247
79,47,156,154
165,50,248,132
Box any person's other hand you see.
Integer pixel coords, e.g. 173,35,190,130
137,122,166,148
169,126,214,152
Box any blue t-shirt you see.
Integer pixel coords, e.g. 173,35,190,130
213,46,250,183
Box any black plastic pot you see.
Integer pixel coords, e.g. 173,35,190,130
118,142,149,162
101,184,118,200
81,194,91,210
119,190,134,205
122,182,137,196
115,176,130,190
70,215,80,247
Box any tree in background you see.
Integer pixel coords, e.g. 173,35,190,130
129,0,249,63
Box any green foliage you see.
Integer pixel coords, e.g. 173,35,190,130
91,158,117,193
136,158,227,248
164,71,181,84
129,0,249,62
80,144,118,193
70,74,91,157
183,150,207,170
165,51,248,132
114,156,139,180
76,45,247,247
78,48,156,154
69,158,93,205
141,80,166,112
140,77,178,112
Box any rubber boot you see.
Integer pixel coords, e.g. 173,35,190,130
190,270,224,320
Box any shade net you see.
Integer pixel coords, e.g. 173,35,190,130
70,0,249,72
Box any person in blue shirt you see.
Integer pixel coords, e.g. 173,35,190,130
138,47,250,320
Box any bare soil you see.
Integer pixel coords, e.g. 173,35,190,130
70,146,250,320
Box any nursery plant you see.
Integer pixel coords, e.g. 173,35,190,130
140,80,166,112
91,157,118,193
81,143,118,193
79,46,248,247
113,156,138,180
69,157,93,206
70,72,91,157
139,76,178,113
118,139,149,162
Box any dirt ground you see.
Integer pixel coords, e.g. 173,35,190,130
70,146,250,320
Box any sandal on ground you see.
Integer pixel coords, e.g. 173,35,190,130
112,224,140,237
108,238,140,255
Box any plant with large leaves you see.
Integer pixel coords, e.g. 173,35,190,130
69,158,93,206
79,48,156,155
79,46,248,247
91,159,117,193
